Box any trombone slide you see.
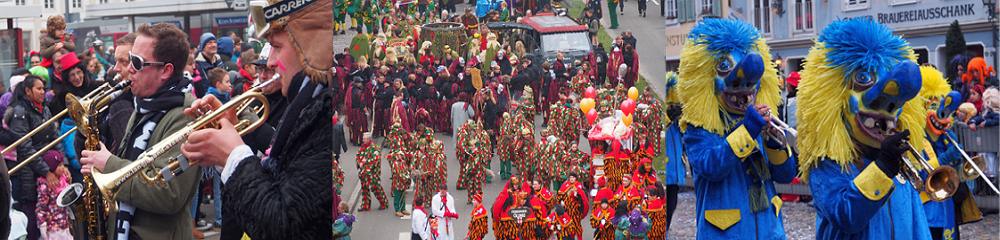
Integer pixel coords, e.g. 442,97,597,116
944,134,1000,195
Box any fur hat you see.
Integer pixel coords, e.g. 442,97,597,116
256,0,333,84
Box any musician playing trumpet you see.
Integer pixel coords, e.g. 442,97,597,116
79,23,200,239
915,67,982,240
179,0,336,238
797,18,932,239
676,19,798,239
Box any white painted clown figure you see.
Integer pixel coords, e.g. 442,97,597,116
677,18,798,239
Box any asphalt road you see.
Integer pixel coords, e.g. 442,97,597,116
593,0,667,98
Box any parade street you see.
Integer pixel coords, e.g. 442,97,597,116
591,0,667,98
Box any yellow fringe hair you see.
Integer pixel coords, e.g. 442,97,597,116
797,43,919,180
677,39,781,135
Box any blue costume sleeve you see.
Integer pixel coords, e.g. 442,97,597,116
765,140,798,184
937,131,963,167
809,159,893,233
683,127,744,182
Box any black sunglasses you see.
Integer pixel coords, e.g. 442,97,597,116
129,52,165,71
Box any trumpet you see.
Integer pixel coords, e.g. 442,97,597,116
943,134,1000,195
6,80,131,175
898,140,960,202
766,114,798,151
90,79,273,200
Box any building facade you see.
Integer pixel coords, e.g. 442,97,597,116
664,0,731,72
4,0,247,56
731,0,998,76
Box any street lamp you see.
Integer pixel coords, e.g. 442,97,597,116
985,0,998,71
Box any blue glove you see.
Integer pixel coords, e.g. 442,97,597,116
741,105,767,139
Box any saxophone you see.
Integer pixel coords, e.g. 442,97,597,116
57,80,131,240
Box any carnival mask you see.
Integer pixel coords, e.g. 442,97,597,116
716,52,765,114
926,91,962,136
845,61,922,147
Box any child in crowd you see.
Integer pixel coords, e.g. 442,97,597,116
206,68,233,103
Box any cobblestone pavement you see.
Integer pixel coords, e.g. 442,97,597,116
667,190,1000,240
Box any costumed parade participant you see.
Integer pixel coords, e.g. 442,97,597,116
389,134,413,217
556,173,588,240
661,71,686,234
677,18,797,238
590,199,615,240
492,177,529,240
467,194,489,240
356,133,388,211
914,66,982,240
797,18,931,239
431,184,459,240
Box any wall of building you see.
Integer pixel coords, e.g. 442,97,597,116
731,0,998,75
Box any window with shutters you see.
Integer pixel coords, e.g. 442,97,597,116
753,0,772,35
843,0,869,11
793,0,814,33
72,0,81,8
698,0,713,15
15,0,25,5
666,0,677,19
44,0,54,8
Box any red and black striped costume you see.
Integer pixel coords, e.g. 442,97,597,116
590,207,616,240
558,181,589,240
645,198,667,240
492,179,529,240
467,204,489,240
615,183,643,211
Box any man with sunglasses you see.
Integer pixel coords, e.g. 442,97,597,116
79,23,200,240
180,0,336,238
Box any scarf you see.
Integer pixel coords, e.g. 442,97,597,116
115,77,187,240
265,72,325,169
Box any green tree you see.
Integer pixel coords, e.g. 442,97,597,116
944,20,967,80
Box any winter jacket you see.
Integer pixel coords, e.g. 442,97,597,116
39,34,75,60
194,52,223,97
4,99,59,202
221,74,334,239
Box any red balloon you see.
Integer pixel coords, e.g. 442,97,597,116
584,87,597,99
620,99,636,116
587,109,599,125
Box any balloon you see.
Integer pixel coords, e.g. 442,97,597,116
622,114,633,126
586,109,598,125
580,98,595,114
628,87,639,100
620,99,636,116
584,86,597,99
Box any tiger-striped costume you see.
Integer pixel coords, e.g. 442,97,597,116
468,204,489,240
645,198,667,240
591,207,616,240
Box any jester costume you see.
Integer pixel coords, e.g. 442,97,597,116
492,178,530,240
635,91,664,158
546,99,584,146
497,113,518,180
677,18,797,239
797,18,931,240
456,121,479,190
557,178,589,240
520,86,538,124
590,202,616,240
466,132,492,204
915,67,980,240
356,141,389,211
468,194,490,240
644,194,667,240
388,147,412,215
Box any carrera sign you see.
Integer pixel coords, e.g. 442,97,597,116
263,0,315,22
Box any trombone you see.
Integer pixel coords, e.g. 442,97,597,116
90,79,273,201
6,80,131,175
943,134,1000,195
898,140,960,202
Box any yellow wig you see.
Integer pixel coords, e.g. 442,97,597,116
677,39,781,135
797,46,920,180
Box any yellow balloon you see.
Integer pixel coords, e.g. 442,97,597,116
622,114,633,126
580,98,595,114
628,87,639,100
